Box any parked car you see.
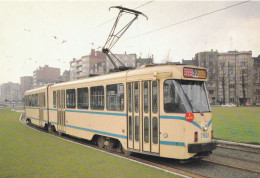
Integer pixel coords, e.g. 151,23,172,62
221,103,236,107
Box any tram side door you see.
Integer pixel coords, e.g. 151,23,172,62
127,82,140,151
57,90,66,133
39,93,44,127
142,80,160,153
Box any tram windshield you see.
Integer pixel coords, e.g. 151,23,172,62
164,80,211,113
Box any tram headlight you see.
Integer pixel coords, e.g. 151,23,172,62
163,132,168,138
202,123,208,131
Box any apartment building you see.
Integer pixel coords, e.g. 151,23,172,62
33,65,60,88
190,50,257,105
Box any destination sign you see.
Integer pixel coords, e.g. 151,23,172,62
183,67,207,79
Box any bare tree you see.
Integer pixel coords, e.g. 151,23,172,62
241,66,247,106
163,49,172,64
219,61,229,105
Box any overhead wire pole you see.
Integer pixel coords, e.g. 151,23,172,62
126,0,250,40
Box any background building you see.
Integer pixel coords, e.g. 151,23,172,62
188,50,256,105
70,49,137,80
193,50,219,104
20,76,33,97
0,82,21,102
58,70,70,82
253,55,260,104
33,65,60,88
136,57,154,68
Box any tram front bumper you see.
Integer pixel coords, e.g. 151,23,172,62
188,141,217,153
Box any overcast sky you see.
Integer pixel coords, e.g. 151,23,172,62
1,0,260,84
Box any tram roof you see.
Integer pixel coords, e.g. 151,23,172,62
25,65,206,93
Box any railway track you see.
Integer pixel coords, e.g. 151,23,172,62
19,112,259,178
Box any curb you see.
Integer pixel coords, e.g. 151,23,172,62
215,139,260,149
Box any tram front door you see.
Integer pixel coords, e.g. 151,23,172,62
127,80,159,153
57,90,66,133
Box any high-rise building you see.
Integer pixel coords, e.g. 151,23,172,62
20,76,33,96
33,65,60,87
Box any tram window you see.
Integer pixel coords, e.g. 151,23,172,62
152,81,158,113
106,84,124,111
53,91,56,108
153,117,158,144
32,94,35,107
135,116,139,141
144,82,149,113
29,95,32,106
66,89,76,109
134,82,139,113
129,116,132,140
35,94,39,107
164,80,186,113
128,84,132,112
144,117,149,143
78,87,89,109
90,86,104,110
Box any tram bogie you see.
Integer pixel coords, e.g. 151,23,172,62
24,65,216,160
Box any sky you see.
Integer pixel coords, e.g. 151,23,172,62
0,0,260,84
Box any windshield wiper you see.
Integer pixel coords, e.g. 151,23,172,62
179,84,204,116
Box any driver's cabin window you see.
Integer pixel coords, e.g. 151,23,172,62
164,80,186,113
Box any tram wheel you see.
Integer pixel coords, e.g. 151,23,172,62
97,136,105,148
57,131,63,137
48,124,53,133
26,119,31,125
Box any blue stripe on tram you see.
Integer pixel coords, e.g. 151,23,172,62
66,124,127,139
65,109,126,117
160,115,201,129
160,141,185,146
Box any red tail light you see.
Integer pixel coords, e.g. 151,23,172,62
211,130,213,140
194,131,198,142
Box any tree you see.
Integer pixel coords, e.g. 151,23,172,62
241,66,247,106
219,61,229,105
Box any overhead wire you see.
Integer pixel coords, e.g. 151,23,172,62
126,0,250,40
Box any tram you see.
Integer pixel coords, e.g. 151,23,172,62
24,65,216,160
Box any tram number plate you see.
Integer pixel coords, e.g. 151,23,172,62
201,133,209,138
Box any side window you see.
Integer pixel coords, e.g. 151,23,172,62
134,82,139,113
77,87,89,109
29,95,32,106
153,117,158,144
128,84,132,112
152,81,158,113
164,80,186,113
90,86,104,110
106,84,124,111
53,91,56,108
144,82,149,113
144,117,149,143
35,94,39,107
66,89,76,109
32,94,35,107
